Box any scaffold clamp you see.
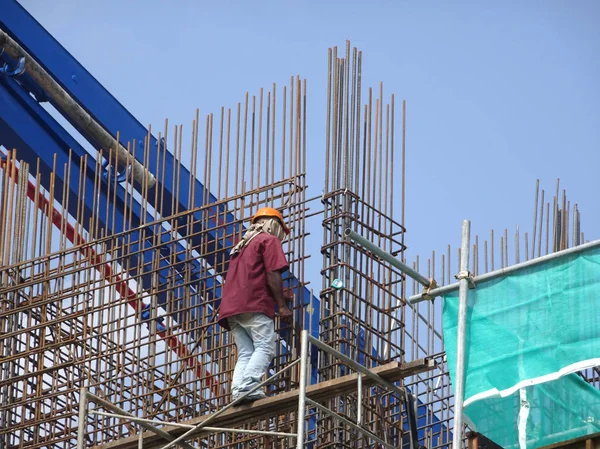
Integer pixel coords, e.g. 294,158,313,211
421,278,438,301
455,270,476,289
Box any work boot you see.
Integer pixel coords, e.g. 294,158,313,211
233,389,267,405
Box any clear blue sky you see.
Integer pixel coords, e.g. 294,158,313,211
20,0,600,277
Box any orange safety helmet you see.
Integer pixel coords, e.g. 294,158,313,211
252,207,290,235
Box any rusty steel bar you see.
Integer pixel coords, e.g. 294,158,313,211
0,76,310,448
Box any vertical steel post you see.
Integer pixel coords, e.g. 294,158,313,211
357,374,362,425
406,391,420,449
77,387,88,449
452,220,471,449
296,330,309,448
356,374,363,448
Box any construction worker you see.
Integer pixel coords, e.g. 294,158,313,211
218,207,293,404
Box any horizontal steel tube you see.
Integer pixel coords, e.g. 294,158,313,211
89,411,296,438
408,239,600,304
345,228,431,287
307,334,405,396
201,427,296,438
89,411,195,429
0,29,155,188
86,392,196,449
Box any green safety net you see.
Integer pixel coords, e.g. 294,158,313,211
443,244,600,449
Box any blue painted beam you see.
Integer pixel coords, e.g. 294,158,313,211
0,75,219,329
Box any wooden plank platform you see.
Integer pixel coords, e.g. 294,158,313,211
93,357,436,449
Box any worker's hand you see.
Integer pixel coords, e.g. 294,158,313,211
278,305,293,323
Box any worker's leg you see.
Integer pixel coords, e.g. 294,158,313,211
229,314,255,400
237,313,275,397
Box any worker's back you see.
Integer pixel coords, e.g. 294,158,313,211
218,233,288,330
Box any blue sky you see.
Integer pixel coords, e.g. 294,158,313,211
20,0,600,278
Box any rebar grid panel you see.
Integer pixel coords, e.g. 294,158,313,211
319,41,409,448
0,76,309,448
0,184,308,448
404,181,596,449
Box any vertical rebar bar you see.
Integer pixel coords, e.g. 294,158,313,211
532,180,539,259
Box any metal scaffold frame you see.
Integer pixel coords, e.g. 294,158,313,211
77,331,432,449
346,221,600,448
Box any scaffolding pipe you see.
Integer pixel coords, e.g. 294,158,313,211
89,410,196,429
344,228,431,287
452,220,471,449
77,388,88,449
89,411,297,437
0,29,156,188
296,330,309,448
408,238,600,305
307,334,405,396
159,359,301,449
356,374,363,426
86,392,197,449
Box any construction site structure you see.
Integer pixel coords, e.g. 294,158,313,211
0,2,598,448
76,331,434,448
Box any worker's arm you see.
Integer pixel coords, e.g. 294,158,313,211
266,270,293,323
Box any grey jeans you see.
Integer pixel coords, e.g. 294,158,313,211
228,312,275,397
